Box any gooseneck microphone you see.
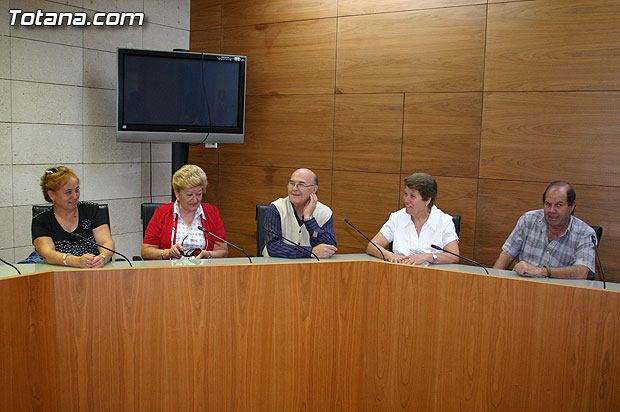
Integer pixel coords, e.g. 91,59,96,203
344,218,386,261
197,226,252,263
0,257,21,275
430,244,489,274
591,235,606,290
69,232,133,267
264,228,320,261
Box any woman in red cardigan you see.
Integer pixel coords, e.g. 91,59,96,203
141,164,228,260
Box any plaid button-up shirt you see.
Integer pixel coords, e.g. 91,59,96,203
502,209,596,274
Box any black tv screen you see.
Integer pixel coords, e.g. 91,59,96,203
117,48,246,144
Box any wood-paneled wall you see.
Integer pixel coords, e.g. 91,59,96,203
190,0,620,281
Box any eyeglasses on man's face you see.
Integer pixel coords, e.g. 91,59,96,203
287,181,315,189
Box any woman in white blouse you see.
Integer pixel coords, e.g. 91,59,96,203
367,172,460,265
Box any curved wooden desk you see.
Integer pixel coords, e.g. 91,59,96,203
1,258,618,410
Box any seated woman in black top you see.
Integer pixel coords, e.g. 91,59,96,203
32,166,115,268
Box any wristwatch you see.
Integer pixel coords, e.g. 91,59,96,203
432,253,438,264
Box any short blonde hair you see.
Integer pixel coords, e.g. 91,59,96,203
40,166,80,203
172,164,208,192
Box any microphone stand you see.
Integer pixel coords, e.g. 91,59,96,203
344,218,386,261
70,232,133,267
198,226,252,263
431,244,489,274
0,257,21,275
264,228,320,261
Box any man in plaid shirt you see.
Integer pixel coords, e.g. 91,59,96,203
493,181,596,279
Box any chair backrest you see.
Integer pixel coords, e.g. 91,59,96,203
141,203,165,237
588,225,603,281
256,204,270,256
452,215,461,236
591,225,603,244
32,204,110,228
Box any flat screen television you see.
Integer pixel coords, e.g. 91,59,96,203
117,48,246,144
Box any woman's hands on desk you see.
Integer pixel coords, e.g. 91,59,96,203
382,251,427,264
166,243,185,259
397,253,433,265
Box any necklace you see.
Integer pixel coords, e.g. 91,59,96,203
53,207,79,233
53,207,77,219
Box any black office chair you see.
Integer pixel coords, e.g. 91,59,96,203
256,204,270,256
131,203,164,261
141,203,164,237
451,215,461,236
591,225,603,245
588,225,603,280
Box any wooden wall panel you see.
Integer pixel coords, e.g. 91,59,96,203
331,171,401,254
190,29,222,53
480,92,620,186
336,6,486,93
338,0,484,16
189,0,620,277
433,176,478,259
202,163,220,207
218,95,334,169
403,92,482,178
333,94,404,174
485,0,620,91
187,143,219,166
221,19,337,95
216,166,333,256
475,179,620,282
573,184,620,283
221,0,338,27
187,152,220,206
475,179,547,267
190,0,221,30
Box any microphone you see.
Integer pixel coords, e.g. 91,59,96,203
197,226,252,263
430,244,489,274
264,227,320,261
591,235,606,290
0,257,21,275
69,232,133,267
344,218,386,261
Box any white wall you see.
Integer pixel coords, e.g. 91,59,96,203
0,0,190,262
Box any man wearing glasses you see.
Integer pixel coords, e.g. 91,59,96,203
263,168,337,258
